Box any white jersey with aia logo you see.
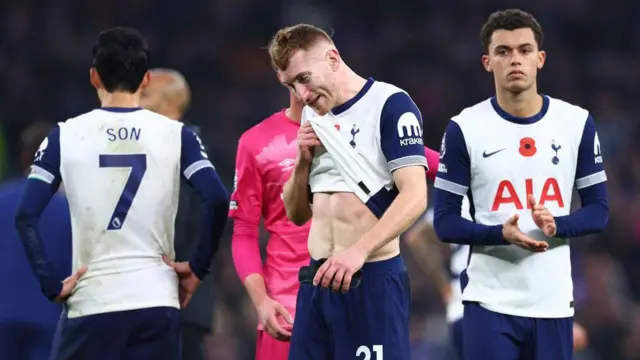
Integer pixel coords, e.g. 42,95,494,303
435,95,606,318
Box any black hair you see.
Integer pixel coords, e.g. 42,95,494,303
92,27,150,93
480,9,544,54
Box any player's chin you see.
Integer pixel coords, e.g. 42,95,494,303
504,81,530,93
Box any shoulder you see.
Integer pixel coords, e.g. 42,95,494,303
237,111,287,153
451,98,494,125
546,96,590,125
369,82,419,118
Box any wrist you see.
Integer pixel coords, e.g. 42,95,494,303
294,158,310,172
354,237,374,259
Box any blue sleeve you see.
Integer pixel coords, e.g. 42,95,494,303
180,127,230,279
379,92,427,172
554,115,609,237
15,127,64,300
433,121,505,245
28,126,62,190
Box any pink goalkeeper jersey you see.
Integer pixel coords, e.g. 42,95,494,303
229,110,311,320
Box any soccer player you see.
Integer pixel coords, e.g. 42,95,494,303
229,91,309,360
433,9,608,360
140,68,214,360
15,27,229,360
268,24,428,360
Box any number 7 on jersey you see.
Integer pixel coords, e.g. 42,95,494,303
99,154,147,230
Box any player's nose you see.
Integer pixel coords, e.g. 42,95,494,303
296,85,311,101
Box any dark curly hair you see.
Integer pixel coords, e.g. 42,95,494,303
480,9,544,54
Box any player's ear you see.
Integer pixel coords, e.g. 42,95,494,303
481,55,492,72
140,71,151,89
89,68,103,90
537,50,546,70
326,48,340,72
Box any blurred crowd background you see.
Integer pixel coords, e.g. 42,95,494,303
1,0,640,359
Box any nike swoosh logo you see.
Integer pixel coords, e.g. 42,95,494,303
482,148,506,158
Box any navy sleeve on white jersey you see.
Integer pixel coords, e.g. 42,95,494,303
181,127,215,180
433,121,505,246
379,92,427,172
575,115,607,188
180,127,229,279
28,126,62,190
433,121,470,195
16,127,65,300
554,115,608,237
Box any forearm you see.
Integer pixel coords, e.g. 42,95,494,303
555,183,608,238
406,219,448,286
283,162,312,226
358,182,427,256
15,179,62,300
187,169,230,279
433,189,505,246
231,219,263,281
244,274,270,307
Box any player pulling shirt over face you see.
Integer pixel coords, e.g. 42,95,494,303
269,24,428,360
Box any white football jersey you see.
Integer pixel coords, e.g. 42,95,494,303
302,78,427,216
435,95,607,318
30,107,212,318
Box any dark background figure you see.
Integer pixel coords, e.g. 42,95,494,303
0,122,72,360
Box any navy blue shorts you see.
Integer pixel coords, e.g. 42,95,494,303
462,302,573,360
450,318,464,360
49,306,181,360
288,255,411,360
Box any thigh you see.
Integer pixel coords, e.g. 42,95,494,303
450,319,464,360
529,317,573,360
124,307,181,360
331,270,411,360
49,309,127,360
287,283,331,360
256,330,291,360
462,302,524,360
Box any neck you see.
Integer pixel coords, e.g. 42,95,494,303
495,85,542,118
334,67,367,107
99,91,141,108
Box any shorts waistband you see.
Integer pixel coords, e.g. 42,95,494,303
309,255,405,275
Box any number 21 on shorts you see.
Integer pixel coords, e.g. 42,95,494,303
357,345,383,360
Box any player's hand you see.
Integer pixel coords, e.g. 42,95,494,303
313,244,368,293
256,297,294,341
297,121,321,164
528,195,557,237
573,322,589,352
163,256,201,308
502,214,549,252
53,265,88,303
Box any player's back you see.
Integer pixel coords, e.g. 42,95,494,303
60,108,182,318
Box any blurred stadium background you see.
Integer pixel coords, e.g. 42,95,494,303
1,0,639,359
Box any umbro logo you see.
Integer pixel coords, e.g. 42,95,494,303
482,148,506,158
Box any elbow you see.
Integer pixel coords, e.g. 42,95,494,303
598,202,609,231
433,213,455,244
286,206,311,226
